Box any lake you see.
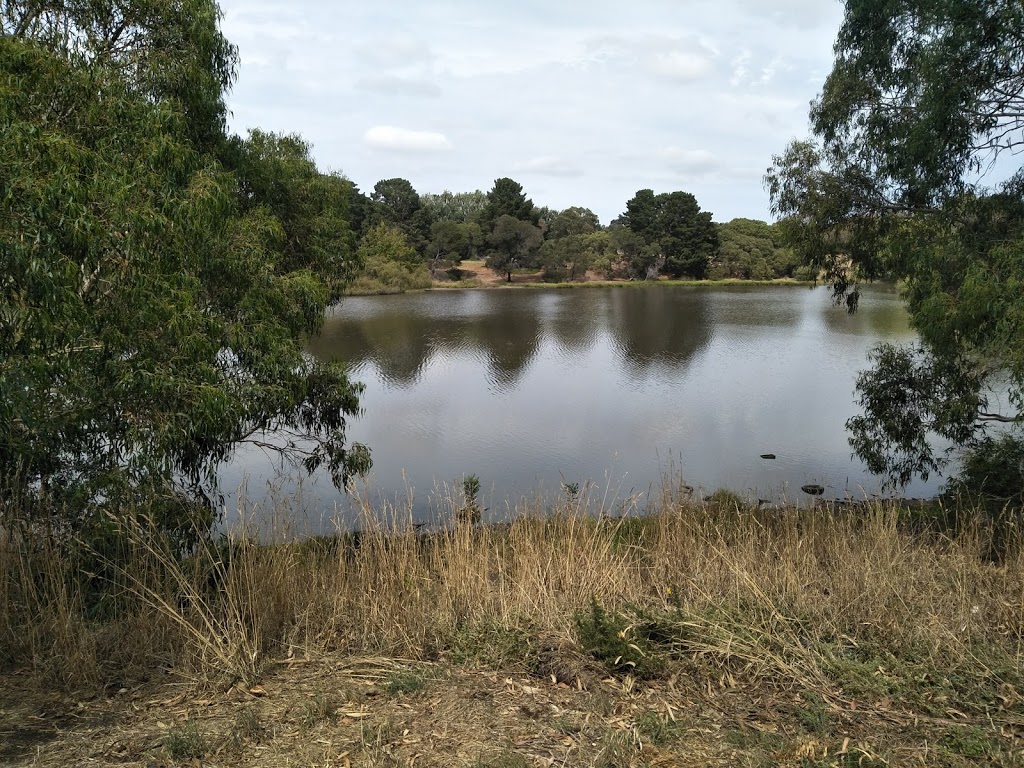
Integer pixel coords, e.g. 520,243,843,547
222,284,945,529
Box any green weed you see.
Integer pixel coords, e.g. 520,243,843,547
635,709,684,745
165,720,208,761
385,669,428,696
300,692,337,727
574,597,664,679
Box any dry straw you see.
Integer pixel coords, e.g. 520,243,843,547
2,480,1022,698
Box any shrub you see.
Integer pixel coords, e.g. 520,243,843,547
574,597,663,679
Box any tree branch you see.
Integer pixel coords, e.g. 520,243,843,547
978,412,1022,424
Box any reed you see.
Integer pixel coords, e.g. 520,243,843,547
2,483,1020,699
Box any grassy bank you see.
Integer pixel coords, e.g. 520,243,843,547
2,489,1022,766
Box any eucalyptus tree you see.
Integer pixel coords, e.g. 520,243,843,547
548,207,600,240
421,190,487,224
1,0,368,530
765,0,1024,501
713,219,799,280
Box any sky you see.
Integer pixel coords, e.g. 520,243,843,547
217,0,846,224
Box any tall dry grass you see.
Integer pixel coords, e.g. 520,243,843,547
2,484,1022,698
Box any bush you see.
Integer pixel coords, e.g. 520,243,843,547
349,256,432,295
946,433,1024,511
574,597,663,679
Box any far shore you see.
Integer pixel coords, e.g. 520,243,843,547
348,259,824,296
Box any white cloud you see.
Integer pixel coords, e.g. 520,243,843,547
220,0,847,222
356,75,442,98
734,0,841,28
363,126,452,152
660,148,719,175
515,156,583,178
730,50,752,87
650,50,714,81
356,36,435,69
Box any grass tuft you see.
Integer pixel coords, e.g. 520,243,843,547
164,720,208,761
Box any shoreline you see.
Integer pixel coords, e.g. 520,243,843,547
345,258,841,296
348,276,823,297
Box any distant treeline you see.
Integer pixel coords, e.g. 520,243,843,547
344,177,815,294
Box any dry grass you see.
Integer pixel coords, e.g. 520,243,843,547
2,485,1023,765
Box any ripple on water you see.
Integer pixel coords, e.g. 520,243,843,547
222,285,938,529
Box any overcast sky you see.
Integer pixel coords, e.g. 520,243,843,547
218,0,845,224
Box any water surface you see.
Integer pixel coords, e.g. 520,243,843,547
225,285,941,528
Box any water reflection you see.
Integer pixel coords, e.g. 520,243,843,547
819,285,912,337
311,293,545,390
608,288,713,378
707,285,805,328
232,285,940,528
466,294,543,391
324,311,436,387
545,291,601,358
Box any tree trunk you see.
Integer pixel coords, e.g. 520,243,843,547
506,272,512,282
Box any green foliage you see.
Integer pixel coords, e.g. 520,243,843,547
462,474,481,501
1,0,238,153
946,433,1024,510
538,235,595,281
458,474,482,525
349,223,431,294
634,710,684,746
481,178,538,231
228,706,265,748
428,220,478,266
447,621,533,668
385,670,428,696
619,189,718,278
540,209,605,280
369,177,433,256
767,0,1024,491
421,189,488,223
847,344,985,486
165,720,208,761
796,691,829,735
371,177,422,223
711,219,800,280
940,726,1001,759
300,692,338,726
230,130,361,301
657,192,719,278
485,215,543,281
547,206,600,239
606,225,659,279
574,597,663,679
0,1,368,528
